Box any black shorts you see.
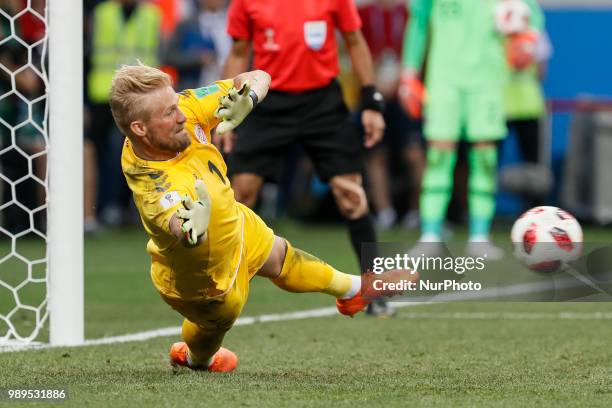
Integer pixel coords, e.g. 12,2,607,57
230,80,363,182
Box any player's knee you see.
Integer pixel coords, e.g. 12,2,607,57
256,236,287,279
232,174,262,208
234,189,258,208
329,183,368,220
428,140,456,151
472,141,496,149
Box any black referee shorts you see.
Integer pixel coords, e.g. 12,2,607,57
230,80,363,182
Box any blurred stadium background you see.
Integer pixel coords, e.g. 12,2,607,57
1,0,612,405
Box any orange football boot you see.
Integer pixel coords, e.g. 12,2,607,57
169,342,238,373
336,291,369,317
337,268,419,317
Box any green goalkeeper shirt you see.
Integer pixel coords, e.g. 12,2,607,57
402,0,541,89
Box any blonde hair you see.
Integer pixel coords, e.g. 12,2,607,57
109,64,172,136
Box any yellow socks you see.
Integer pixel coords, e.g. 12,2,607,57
272,240,360,299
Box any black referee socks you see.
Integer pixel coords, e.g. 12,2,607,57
346,215,377,275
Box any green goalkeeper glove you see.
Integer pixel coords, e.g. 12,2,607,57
214,81,255,135
176,180,211,246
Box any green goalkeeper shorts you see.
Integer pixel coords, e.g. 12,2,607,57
424,85,506,142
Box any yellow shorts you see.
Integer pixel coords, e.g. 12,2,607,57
160,203,275,329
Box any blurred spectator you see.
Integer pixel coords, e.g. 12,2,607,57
358,0,425,230
85,0,161,232
16,0,45,44
0,0,46,235
155,0,182,38
163,0,230,90
502,7,553,209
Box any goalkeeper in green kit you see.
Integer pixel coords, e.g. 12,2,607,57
399,0,542,258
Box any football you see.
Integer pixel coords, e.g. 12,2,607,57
511,206,583,273
494,0,531,35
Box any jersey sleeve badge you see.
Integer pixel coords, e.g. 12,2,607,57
159,191,181,209
194,124,208,144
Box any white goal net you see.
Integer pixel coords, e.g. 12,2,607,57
0,0,82,349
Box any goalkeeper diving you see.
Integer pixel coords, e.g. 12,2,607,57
110,64,417,372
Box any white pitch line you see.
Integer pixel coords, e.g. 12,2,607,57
1,276,610,353
87,306,345,347
0,306,345,352
0,304,426,353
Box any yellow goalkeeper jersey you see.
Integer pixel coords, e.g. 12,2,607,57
121,79,244,300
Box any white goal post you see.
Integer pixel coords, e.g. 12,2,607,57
48,0,83,345
0,0,83,348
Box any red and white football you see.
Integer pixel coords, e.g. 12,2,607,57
511,206,583,273
494,0,531,35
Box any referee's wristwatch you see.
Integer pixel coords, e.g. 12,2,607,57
360,85,385,113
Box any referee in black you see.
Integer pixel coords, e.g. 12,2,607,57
220,0,392,316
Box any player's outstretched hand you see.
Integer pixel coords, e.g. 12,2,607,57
176,180,211,246
214,80,254,135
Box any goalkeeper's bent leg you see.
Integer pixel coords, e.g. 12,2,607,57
271,239,360,299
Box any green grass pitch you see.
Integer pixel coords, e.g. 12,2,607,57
1,221,612,407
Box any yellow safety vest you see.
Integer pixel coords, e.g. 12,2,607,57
504,65,546,121
88,1,161,103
